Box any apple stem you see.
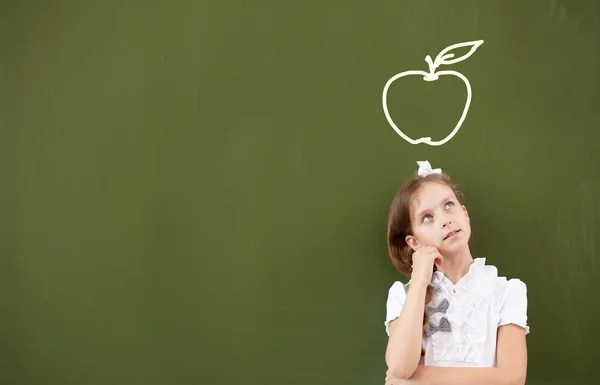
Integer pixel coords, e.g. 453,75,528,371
424,55,438,81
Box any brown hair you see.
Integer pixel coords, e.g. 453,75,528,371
386,172,464,353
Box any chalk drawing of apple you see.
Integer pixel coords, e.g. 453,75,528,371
382,40,484,146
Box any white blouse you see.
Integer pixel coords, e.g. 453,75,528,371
384,258,529,367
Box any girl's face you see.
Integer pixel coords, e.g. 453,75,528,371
405,182,471,254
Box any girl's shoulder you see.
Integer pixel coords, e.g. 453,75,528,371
386,280,411,299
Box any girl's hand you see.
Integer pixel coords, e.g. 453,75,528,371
385,367,426,385
385,368,406,385
410,246,443,288
385,368,416,385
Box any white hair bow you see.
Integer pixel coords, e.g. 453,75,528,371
417,160,442,176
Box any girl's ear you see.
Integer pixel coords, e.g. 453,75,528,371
405,234,420,250
462,205,469,221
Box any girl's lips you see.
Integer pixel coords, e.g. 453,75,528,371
444,229,461,240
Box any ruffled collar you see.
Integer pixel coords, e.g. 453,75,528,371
430,257,497,294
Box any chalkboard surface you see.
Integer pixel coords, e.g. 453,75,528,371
1,1,599,384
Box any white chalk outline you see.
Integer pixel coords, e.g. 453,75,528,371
382,40,484,146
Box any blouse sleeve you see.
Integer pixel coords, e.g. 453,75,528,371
384,281,407,336
499,278,530,334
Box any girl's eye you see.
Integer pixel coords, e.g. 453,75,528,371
445,201,455,209
423,214,433,222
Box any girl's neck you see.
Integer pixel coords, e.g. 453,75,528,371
435,247,474,285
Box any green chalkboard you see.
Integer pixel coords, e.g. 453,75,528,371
1,1,599,384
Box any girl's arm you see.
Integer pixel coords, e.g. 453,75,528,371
411,324,528,385
385,281,429,379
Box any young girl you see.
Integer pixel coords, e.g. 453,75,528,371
383,161,529,385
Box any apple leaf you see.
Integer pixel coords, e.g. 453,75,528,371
433,40,484,68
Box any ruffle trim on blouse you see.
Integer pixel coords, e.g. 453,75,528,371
427,258,501,363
